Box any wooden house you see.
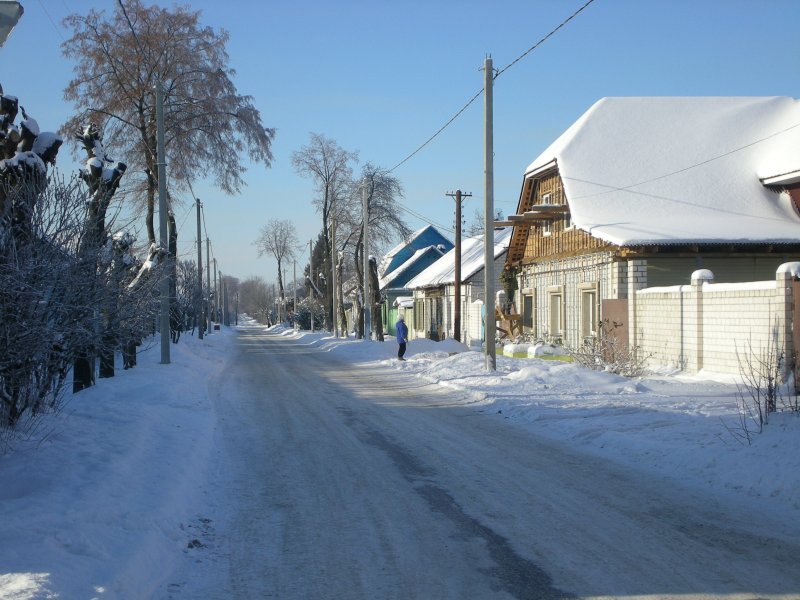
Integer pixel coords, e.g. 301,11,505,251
378,225,453,336
502,96,800,351
406,228,512,345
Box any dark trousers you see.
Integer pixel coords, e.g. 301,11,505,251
398,342,407,359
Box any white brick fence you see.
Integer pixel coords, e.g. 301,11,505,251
634,263,800,376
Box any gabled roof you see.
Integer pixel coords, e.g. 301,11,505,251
380,225,453,278
523,96,800,246
406,227,512,289
379,244,448,289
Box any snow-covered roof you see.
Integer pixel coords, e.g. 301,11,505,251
379,224,451,277
379,245,447,289
393,296,414,308
406,227,512,289
524,96,800,246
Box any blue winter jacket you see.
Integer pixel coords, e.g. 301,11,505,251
396,319,408,344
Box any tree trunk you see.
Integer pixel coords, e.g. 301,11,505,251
355,240,365,339
146,170,157,245
369,257,384,342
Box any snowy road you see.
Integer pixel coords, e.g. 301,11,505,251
189,327,800,600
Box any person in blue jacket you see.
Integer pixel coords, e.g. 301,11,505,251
395,314,408,361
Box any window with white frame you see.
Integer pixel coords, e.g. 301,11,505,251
521,288,535,332
579,283,599,341
564,211,573,230
547,286,564,339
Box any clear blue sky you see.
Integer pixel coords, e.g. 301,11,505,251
2,0,799,285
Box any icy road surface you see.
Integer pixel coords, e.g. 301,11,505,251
178,327,800,600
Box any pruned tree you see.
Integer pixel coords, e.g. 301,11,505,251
291,133,357,330
61,0,276,246
254,218,298,305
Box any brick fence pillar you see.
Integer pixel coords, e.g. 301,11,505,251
627,259,648,358
690,269,714,372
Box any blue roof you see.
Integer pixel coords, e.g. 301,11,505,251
381,225,453,279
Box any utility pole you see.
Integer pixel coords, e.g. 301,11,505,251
363,178,372,340
483,55,496,370
446,189,471,342
293,259,297,325
206,237,211,334
213,258,218,325
331,220,340,337
156,81,170,364
309,239,314,333
196,199,203,340
222,273,229,326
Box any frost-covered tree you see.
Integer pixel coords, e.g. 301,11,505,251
292,134,357,330
238,276,272,325
61,0,275,245
254,218,298,305
340,163,409,339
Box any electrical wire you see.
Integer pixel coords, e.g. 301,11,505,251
388,0,597,175
493,0,596,79
566,119,800,201
35,0,66,42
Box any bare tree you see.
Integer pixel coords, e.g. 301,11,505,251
61,0,275,245
467,208,484,236
254,218,298,304
341,163,410,338
238,276,271,325
291,133,357,330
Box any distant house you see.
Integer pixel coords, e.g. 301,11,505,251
378,225,453,335
503,96,800,352
406,228,512,345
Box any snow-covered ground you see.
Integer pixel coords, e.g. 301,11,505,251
1,318,798,599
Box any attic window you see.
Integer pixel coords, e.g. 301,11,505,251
541,192,552,204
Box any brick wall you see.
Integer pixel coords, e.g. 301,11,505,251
635,265,798,375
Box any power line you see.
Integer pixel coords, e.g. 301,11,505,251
389,90,483,173
388,0,597,174
493,0,597,79
567,119,800,201
395,201,455,234
35,0,66,42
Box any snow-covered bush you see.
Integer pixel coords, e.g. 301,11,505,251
294,296,325,331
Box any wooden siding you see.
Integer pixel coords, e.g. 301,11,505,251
518,171,615,264
507,177,536,265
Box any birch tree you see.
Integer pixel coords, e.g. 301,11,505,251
345,163,410,338
291,134,357,330
61,0,276,245
254,218,298,305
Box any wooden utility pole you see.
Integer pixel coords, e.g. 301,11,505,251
363,179,371,341
446,190,471,342
196,199,203,340
331,220,340,337
206,237,211,334
156,81,170,364
213,258,218,324
309,239,314,333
